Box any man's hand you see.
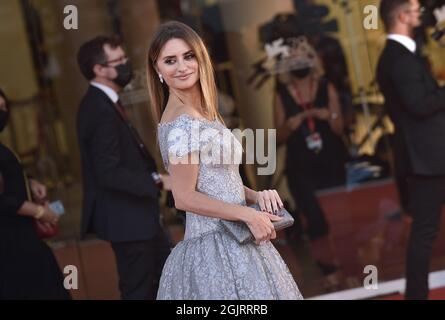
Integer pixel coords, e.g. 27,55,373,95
30,179,47,202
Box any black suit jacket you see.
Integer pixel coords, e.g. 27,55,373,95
376,39,445,176
77,85,161,242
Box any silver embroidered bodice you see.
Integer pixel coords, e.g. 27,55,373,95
157,113,245,240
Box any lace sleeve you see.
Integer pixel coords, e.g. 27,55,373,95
163,114,219,166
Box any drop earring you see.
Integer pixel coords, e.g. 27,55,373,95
158,73,164,83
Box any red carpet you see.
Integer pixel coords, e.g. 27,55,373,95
316,179,445,285
377,287,445,300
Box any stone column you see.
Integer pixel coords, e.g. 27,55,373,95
45,0,113,178
0,0,40,153
117,0,162,169
218,0,294,189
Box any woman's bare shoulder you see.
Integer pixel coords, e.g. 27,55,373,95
160,105,206,125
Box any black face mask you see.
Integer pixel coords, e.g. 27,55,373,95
291,67,311,79
0,109,9,132
112,61,134,88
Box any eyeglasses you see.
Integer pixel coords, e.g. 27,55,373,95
405,6,425,14
101,55,129,67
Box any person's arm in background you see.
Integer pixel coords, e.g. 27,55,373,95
90,103,159,199
0,174,58,223
326,83,344,135
16,201,59,224
306,83,344,136
29,179,47,202
391,55,445,117
274,92,306,145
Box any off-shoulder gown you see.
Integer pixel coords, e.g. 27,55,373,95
156,113,303,300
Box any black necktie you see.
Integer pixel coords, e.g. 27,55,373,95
115,100,152,164
115,99,129,122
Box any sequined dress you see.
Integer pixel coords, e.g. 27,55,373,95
156,113,303,300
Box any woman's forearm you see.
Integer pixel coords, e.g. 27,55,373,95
327,83,344,136
17,201,39,218
0,194,37,218
329,116,344,136
174,189,254,223
244,186,258,205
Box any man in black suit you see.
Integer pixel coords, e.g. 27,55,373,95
76,36,171,300
377,0,445,299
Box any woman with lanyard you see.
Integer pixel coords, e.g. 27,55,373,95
274,42,348,291
0,89,70,299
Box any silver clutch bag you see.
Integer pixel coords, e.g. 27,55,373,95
220,203,294,244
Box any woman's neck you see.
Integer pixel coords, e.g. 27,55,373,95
169,85,203,113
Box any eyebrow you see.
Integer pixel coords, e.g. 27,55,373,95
162,50,194,61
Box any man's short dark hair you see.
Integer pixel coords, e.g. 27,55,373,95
77,35,122,80
380,0,411,31
0,89,9,108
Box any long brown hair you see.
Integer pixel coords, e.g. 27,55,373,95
147,21,223,124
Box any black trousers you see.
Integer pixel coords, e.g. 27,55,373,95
111,229,171,300
287,172,330,241
405,175,445,300
393,152,412,215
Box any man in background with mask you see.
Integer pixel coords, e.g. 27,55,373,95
377,0,445,299
76,36,170,300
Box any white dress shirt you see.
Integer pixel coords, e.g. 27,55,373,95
90,81,119,103
387,34,417,53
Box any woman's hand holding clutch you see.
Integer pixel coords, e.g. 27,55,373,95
244,208,282,245
221,189,292,244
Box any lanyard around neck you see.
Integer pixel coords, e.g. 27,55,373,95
290,79,316,132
